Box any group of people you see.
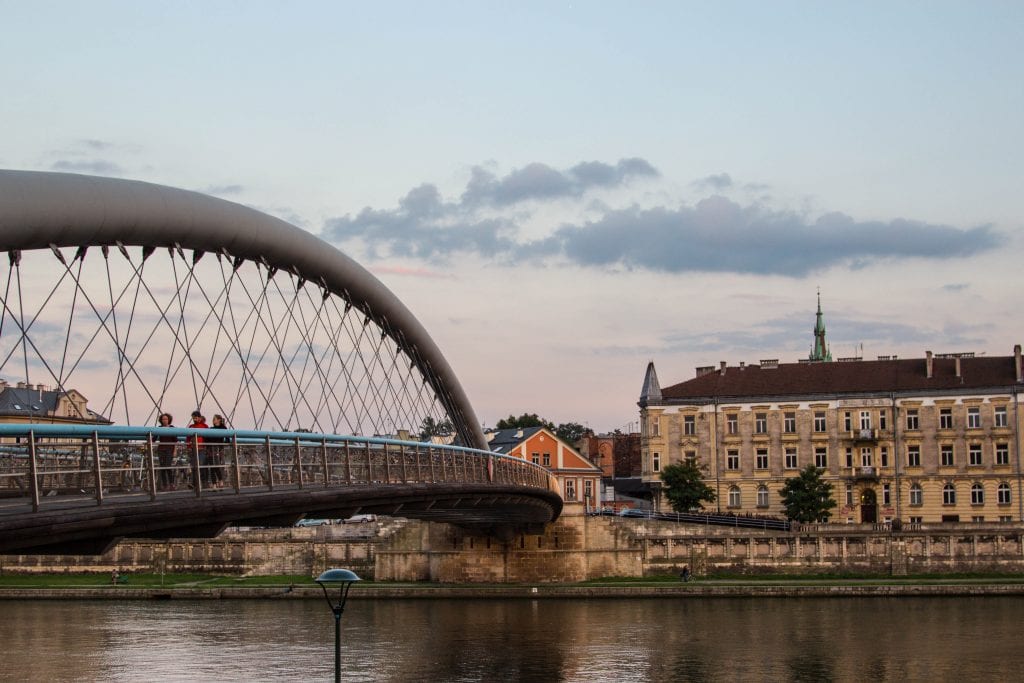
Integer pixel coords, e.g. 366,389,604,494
155,410,229,491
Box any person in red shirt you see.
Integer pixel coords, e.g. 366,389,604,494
187,411,209,488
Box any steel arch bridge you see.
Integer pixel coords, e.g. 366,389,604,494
0,171,562,553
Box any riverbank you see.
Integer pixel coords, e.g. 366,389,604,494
4,573,1024,599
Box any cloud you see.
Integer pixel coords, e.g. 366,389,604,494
203,184,245,196
692,173,733,191
321,162,1002,277
371,265,456,280
461,158,658,207
942,283,969,292
50,159,125,175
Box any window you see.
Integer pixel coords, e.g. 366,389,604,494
727,414,738,434
728,486,741,508
684,450,696,462
882,483,891,506
943,483,956,505
967,407,981,429
756,485,769,508
814,412,826,432
906,409,919,430
998,483,1011,505
531,452,540,465
652,452,660,473
907,445,920,468
755,413,767,434
939,409,953,430
584,480,593,500
755,449,768,470
972,515,985,523
785,448,798,469
1000,515,1013,522
684,415,695,435
971,483,984,505
879,410,887,431
845,483,853,506
543,453,551,467
995,406,1008,428
784,412,796,433
996,443,1010,466
565,480,577,500
845,448,853,468
909,516,923,524
969,444,983,466
815,447,827,468
844,412,852,431
940,445,954,467
860,411,872,430
861,447,873,467
652,418,660,437
880,447,889,468
910,483,923,506
727,450,739,471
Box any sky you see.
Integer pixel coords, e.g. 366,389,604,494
2,2,1022,433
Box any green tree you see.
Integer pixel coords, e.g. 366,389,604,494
778,464,837,522
418,416,453,440
660,460,716,512
554,421,590,446
495,413,554,431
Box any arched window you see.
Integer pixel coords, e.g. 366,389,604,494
998,483,1012,505
971,483,985,505
943,483,956,505
909,483,923,506
756,485,769,508
728,486,741,508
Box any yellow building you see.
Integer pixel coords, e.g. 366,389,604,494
0,380,110,425
640,333,1024,524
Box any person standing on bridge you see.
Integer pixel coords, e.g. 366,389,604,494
188,411,209,488
156,413,177,491
206,414,228,489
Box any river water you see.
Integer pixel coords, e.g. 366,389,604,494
0,596,1018,682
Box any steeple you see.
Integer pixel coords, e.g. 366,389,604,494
809,290,832,362
639,361,662,406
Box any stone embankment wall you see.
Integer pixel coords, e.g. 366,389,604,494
4,504,1024,581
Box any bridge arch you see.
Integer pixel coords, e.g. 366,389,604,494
0,170,486,449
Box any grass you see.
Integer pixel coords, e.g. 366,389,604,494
0,573,318,588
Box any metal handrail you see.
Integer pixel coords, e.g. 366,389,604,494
0,424,560,511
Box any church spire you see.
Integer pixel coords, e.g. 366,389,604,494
809,290,832,362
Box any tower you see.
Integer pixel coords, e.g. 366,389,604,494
809,291,832,362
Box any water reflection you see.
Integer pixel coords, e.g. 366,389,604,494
0,597,1020,681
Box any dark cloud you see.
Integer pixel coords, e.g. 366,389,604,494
942,283,969,292
321,163,1001,276
50,159,124,175
461,158,658,207
553,197,1000,276
692,173,733,191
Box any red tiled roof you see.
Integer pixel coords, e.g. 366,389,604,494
660,356,1020,401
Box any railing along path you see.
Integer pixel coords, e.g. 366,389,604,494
0,425,560,513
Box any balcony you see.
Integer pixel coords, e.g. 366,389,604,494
851,466,879,481
849,428,877,442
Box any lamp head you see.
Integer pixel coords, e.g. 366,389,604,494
315,569,361,586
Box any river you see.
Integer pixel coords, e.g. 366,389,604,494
0,596,1018,682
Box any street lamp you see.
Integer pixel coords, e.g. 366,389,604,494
315,568,361,683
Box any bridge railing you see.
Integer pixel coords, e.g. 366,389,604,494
0,425,560,512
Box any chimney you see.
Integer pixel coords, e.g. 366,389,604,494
719,361,727,376
1015,344,1022,383
739,361,745,370
926,350,933,379
16,381,25,389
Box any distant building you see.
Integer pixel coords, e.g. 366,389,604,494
579,431,642,478
0,380,110,425
487,427,603,508
639,302,1024,524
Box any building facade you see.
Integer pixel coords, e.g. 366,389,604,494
0,381,110,425
487,427,603,509
639,346,1024,524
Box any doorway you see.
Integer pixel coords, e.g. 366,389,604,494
860,488,877,523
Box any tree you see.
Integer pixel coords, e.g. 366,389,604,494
778,464,837,523
495,413,554,431
418,416,453,440
660,460,716,512
554,421,590,447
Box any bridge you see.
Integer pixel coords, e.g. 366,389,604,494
0,171,563,553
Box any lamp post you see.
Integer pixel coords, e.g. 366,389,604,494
315,568,361,683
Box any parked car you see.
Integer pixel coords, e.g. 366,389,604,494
295,518,331,527
618,508,647,518
342,514,377,524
